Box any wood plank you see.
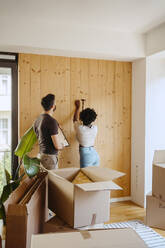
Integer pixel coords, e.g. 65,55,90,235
88,59,99,148
53,56,71,168
19,54,31,137
108,201,145,224
70,58,81,167
30,54,41,122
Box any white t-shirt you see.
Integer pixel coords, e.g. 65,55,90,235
74,121,97,147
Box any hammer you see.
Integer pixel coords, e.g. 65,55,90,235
81,99,86,110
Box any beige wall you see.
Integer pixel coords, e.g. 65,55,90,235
19,53,131,197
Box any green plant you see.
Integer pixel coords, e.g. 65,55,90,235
0,126,40,225
0,170,24,225
14,126,40,179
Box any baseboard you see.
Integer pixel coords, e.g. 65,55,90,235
110,196,132,203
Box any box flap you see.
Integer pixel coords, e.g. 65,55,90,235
75,180,122,192
153,163,165,169
31,229,147,248
153,150,165,164
49,168,79,181
81,167,125,182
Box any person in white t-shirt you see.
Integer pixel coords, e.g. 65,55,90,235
73,100,100,168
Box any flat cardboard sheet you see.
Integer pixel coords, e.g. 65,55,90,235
5,177,36,209
31,229,147,248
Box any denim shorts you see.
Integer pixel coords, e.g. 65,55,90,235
79,147,100,168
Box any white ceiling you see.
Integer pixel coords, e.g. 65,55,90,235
1,0,165,34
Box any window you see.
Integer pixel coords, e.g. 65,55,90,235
0,78,8,95
0,52,18,178
0,118,8,144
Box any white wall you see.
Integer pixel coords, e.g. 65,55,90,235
132,58,146,207
132,56,165,206
0,23,145,61
146,23,165,56
145,57,165,195
131,22,165,206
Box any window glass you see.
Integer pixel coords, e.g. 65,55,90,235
0,119,8,144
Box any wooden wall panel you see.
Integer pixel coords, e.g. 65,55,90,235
19,54,31,136
19,54,132,197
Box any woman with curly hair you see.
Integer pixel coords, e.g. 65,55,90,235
73,100,100,168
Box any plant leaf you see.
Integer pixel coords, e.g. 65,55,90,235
5,169,11,184
15,126,37,158
0,201,6,225
23,155,40,178
0,173,25,225
1,181,19,203
0,173,24,203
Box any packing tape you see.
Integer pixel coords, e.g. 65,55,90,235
80,231,91,240
91,213,96,225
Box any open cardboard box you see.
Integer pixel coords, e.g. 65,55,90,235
5,172,48,248
48,167,125,228
146,150,165,230
146,193,165,230
152,150,165,202
31,228,147,248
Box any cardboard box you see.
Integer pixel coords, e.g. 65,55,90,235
5,172,48,248
152,150,165,201
31,228,147,248
43,215,77,233
146,193,165,230
48,167,124,228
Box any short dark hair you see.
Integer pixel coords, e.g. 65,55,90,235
80,108,97,126
41,94,55,111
